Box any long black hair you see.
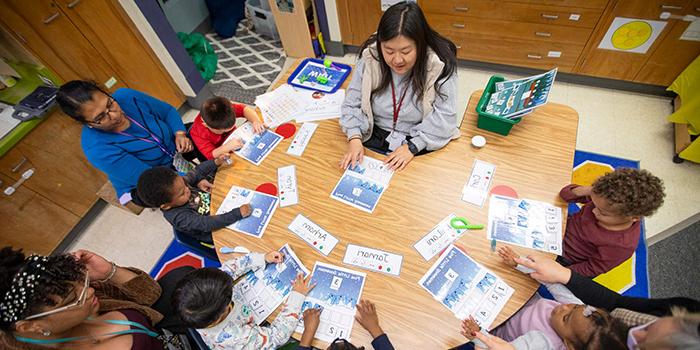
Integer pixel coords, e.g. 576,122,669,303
358,1,457,101
56,80,111,123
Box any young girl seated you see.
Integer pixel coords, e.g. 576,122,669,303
460,246,628,350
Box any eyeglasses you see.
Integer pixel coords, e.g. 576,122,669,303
23,273,90,321
89,96,116,125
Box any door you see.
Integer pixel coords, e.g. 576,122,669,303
337,0,383,46
0,0,127,91
576,0,690,82
54,0,185,106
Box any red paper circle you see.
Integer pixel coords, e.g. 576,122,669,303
275,123,297,139
490,185,518,198
255,183,278,196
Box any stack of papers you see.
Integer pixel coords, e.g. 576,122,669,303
255,84,344,126
485,68,557,119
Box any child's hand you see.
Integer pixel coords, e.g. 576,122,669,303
214,153,232,167
265,250,284,264
292,272,316,295
303,308,321,330
299,308,321,346
239,204,252,217
252,120,265,134
197,179,213,192
498,246,519,268
460,316,481,340
225,137,244,152
355,300,384,338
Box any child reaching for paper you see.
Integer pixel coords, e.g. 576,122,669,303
172,251,315,350
460,246,628,350
296,300,395,350
136,156,251,244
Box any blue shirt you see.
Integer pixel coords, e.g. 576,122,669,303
81,88,185,200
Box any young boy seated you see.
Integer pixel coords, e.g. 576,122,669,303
559,168,665,277
172,250,315,349
136,157,250,243
189,96,265,160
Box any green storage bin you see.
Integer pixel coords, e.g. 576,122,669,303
475,75,523,136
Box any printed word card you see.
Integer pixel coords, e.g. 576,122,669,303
287,122,318,156
461,160,496,206
414,214,466,261
343,244,402,277
277,165,298,207
288,214,339,256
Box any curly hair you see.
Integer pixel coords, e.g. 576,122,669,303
137,166,179,208
592,168,665,217
0,247,85,331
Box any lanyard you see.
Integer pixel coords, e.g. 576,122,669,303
390,78,409,132
15,318,159,345
117,115,174,158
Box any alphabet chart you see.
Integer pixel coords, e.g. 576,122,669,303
296,262,366,342
232,244,309,324
216,186,278,238
413,214,466,261
419,245,514,330
343,244,403,277
330,156,394,213
487,195,563,255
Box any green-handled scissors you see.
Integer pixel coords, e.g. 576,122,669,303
450,216,484,231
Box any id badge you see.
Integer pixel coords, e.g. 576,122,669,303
386,131,406,152
172,153,196,175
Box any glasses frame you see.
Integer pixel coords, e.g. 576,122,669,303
23,273,90,321
88,96,116,125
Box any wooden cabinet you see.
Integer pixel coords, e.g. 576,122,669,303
576,0,692,82
0,0,184,106
0,110,105,255
337,0,383,46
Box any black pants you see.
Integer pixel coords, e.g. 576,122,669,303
152,266,196,334
363,125,430,156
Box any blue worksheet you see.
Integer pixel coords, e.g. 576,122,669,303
419,245,514,329
295,262,366,342
216,186,278,238
233,244,309,324
330,157,394,213
224,122,283,166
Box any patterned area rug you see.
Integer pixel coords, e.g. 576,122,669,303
206,21,286,104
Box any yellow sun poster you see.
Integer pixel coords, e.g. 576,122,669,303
598,17,667,54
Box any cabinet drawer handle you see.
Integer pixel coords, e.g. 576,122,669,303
4,168,34,196
696,7,700,12
452,23,466,28
42,12,60,24
11,157,27,173
67,0,81,8
541,13,559,20
527,54,543,59
456,45,462,49
454,6,469,12
14,32,27,43
660,4,683,10
535,31,552,37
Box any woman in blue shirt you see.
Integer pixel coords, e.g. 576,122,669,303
57,80,193,205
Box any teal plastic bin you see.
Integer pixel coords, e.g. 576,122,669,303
476,75,523,136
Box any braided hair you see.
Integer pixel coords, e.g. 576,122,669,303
0,247,85,331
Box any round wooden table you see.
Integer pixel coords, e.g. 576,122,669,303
211,62,578,349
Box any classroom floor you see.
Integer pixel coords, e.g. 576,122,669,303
67,54,700,273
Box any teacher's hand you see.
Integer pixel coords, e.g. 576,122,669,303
175,132,193,153
515,254,572,284
384,144,414,171
340,138,364,169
